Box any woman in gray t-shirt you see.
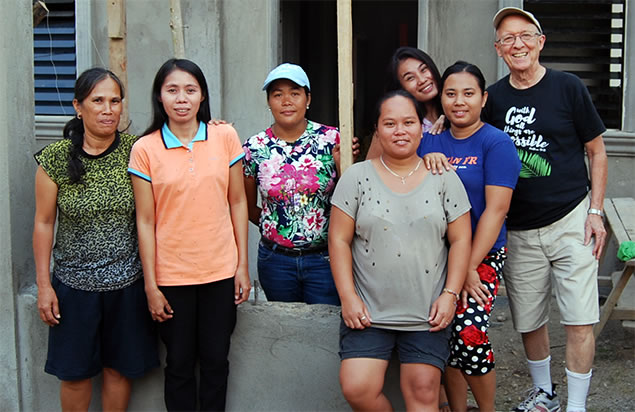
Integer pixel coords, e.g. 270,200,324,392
329,90,472,411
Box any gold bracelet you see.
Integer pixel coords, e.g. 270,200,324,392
443,287,460,302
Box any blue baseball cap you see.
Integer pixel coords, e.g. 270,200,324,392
262,63,311,91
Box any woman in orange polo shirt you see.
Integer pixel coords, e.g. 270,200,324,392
128,58,250,411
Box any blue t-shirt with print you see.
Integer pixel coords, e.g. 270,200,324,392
417,123,521,252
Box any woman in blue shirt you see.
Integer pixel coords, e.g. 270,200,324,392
418,61,521,412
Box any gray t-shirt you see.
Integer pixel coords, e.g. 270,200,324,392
331,160,470,331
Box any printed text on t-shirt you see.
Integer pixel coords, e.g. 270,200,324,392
503,106,549,153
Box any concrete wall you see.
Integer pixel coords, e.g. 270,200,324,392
0,0,36,408
20,298,410,411
422,0,500,87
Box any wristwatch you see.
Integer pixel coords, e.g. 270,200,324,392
587,208,604,217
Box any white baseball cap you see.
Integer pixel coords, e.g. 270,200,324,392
493,7,542,33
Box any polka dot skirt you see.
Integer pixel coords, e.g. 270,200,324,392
447,247,506,376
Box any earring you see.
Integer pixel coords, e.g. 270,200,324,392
306,105,310,110
77,113,82,119
267,107,271,112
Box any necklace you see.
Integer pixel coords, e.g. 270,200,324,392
379,155,422,185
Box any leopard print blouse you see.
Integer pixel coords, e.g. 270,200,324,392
34,133,142,291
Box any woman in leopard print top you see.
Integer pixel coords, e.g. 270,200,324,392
33,68,159,411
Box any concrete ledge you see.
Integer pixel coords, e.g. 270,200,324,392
17,294,406,411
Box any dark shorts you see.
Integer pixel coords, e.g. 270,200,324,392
339,320,452,371
45,277,160,381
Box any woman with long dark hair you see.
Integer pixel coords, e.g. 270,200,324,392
33,67,159,411
128,58,250,411
418,61,521,411
366,46,443,159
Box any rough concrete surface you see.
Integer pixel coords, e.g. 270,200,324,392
16,293,634,411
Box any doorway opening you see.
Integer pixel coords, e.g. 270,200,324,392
281,0,419,152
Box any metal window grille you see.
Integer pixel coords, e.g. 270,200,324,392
33,0,76,116
524,0,625,129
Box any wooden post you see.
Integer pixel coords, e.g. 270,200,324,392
107,0,129,128
33,0,48,26
169,0,185,58
336,0,354,172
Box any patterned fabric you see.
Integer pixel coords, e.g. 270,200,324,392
34,133,142,292
243,120,339,248
331,161,472,331
448,247,506,375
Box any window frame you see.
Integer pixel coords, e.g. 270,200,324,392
35,0,93,140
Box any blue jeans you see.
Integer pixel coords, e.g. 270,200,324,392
257,241,340,305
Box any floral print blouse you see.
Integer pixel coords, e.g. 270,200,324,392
243,120,339,248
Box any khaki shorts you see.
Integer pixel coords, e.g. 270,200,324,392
504,197,599,333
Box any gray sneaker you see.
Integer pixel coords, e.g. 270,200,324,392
512,385,561,412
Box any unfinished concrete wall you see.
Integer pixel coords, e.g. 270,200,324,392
20,299,411,411
421,0,500,86
0,0,36,408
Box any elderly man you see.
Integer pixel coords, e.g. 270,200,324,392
482,7,608,412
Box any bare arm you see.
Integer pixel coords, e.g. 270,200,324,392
228,161,251,304
33,166,60,326
244,176,261,226
461,185,513,307
328,206,372,329
131,175,173,322
584,135,608,259
365,132,382,160
428,212,471,332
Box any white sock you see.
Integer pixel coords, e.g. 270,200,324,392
566,368,592,412
527,356,552,395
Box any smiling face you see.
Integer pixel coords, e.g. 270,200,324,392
159,68,204,127
73,77,122,140
376,95,423,159
495,14,545,74
267,79,311,130
442,71,487,132
397,57,439,104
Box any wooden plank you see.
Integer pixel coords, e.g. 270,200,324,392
107,0,125,39
107,0,129,128
610,308,635,320
594,263,634,338
33,0,48,27
603,198,626,242
598,275,613,287
336,0,354,173
169,0,185,58
612,197,635,241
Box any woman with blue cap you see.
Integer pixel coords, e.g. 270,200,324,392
242,63,352,305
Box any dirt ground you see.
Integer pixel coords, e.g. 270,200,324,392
483,296,635,412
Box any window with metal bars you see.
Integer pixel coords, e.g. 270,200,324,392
33,0,76,116
523,0,625,130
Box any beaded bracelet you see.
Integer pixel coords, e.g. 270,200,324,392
443,287,460,302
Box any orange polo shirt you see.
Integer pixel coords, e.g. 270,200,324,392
128,122,245,286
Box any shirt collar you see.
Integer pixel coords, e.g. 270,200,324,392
161,121,207,149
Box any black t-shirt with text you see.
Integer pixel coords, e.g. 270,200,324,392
483,69,605,230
